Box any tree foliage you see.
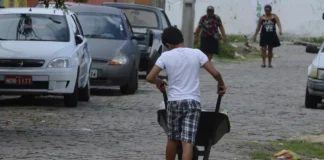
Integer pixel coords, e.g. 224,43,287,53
41,0,88,9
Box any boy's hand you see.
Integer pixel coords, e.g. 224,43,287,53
156,79,168,92
218,85,226,96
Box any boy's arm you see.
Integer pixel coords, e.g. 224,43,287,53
146,65,164,85
146,55,167,91
202,61,226,95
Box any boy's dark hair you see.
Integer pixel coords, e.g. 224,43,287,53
162,27,184,47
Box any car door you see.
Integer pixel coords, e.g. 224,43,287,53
71,14,89,87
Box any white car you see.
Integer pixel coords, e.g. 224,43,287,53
0,8,92,107
306,44,324,108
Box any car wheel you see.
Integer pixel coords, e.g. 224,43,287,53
305,86,321,109
120,67,138,95
78,78,90,102
64,74,79,107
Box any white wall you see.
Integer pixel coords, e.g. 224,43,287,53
165,0,324,37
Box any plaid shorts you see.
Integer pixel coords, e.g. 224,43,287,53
167,99,201,145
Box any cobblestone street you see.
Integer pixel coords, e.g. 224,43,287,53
0,44,323,160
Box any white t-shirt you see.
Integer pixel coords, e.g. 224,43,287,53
155,47,208,103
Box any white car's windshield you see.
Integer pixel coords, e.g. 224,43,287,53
122,9,159,28
76,13,127,40
0,14,69,42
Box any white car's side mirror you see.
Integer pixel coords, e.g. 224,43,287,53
75,35,84,45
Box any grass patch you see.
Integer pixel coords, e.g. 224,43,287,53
227,34,247,43
247,140,324,160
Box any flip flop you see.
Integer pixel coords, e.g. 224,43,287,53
261,65,266,68
268,65,273,68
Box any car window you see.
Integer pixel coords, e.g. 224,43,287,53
161,11,171,29
75,13,127,40
71,14,83,36
121,9,159,28
0,14,69,42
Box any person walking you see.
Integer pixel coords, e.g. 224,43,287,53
146,27,226,160
194,6,227,61
253,4,282,68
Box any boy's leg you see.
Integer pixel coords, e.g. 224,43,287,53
166,101,183,160
166,139,178,160
180,100,201,160
181,141,194,160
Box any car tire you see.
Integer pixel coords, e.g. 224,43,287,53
120,67,138,95
305,86,321,109
78,78,90,102
64,74,79,107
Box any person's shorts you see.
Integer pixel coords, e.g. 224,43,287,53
167,99,201,145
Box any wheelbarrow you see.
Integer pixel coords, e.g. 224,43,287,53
157,89,231,160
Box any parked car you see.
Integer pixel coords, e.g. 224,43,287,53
102,2,173,75
68,5,144,95
305,44,324,108
0,8,92,107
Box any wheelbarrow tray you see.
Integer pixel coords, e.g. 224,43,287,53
157,109,230,146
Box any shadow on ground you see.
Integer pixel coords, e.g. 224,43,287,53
0,96,68,107
90,88,122,96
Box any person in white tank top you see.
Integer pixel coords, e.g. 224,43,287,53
146,27,226,160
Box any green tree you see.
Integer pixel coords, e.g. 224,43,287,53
42,0,88,9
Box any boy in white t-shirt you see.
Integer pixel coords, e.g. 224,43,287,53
146,27,226,160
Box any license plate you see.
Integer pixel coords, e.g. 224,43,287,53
5,75,32,85
90,69,98,78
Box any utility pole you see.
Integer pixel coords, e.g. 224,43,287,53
181,0,195,48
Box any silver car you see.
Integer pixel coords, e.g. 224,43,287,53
0,8,92,107
68,5,144,95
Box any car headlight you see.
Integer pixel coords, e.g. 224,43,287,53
48,58,71,68
317,69,324,80
108,54,128,65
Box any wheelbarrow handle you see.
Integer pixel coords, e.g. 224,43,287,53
162,90,168,110
215,94,222,112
